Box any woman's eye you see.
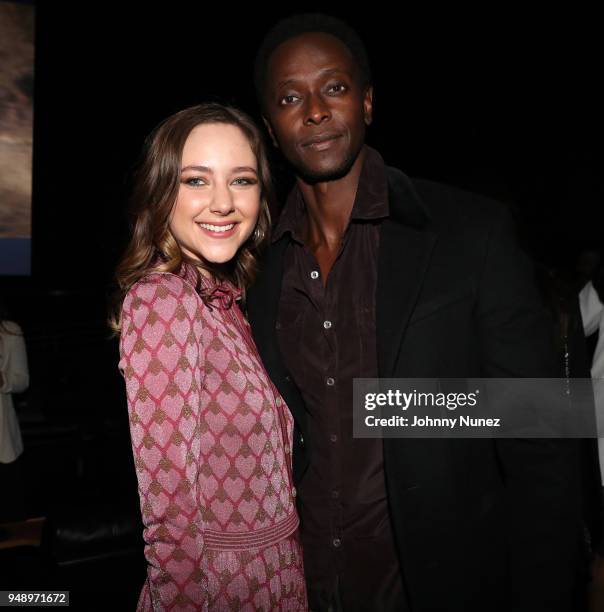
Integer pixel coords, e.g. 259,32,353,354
183,177,206,186
232,177,258,186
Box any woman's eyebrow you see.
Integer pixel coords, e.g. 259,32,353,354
181,165,211,173
181,165,257,174
232,166,258,174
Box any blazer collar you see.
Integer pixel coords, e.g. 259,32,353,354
385,166,432,229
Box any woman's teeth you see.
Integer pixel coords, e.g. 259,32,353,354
199,223,235,232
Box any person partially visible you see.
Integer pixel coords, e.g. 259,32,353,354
535,261,604,610
0,300,29,523
112,103,307,610
579,260,604,500
580,268,604,383
579,258,604,484
578,259,604,611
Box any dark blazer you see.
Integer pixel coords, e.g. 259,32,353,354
247,166,582,612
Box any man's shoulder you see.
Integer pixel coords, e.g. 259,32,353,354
386,165,510,231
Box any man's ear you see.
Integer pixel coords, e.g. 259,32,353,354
262,116,279,148
364,86,373,127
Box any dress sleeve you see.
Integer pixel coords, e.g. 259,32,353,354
0,323,29,394
119,275,207,610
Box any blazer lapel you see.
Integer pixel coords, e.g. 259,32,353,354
377,168,437,377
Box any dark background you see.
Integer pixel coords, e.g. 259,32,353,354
4,0,604,502
27,4,604,286
0,2,602,601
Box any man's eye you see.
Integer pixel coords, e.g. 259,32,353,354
280,94,300,105
232,177,258,186
327,83,347,95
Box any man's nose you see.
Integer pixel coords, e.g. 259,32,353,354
209,184,235,215
304,93,331,125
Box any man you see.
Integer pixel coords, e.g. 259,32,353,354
247,14,582,612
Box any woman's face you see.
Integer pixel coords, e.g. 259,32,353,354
169,122,261,268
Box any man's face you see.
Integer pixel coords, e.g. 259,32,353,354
263,32,373,183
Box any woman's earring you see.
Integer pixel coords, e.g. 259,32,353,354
252,226,264,243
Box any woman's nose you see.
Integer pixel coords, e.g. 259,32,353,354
209,185,235,215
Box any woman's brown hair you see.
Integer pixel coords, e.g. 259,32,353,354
110,103,273,333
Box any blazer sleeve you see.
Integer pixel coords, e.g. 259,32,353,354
0,323,29,395
119,274,207,610
476,206,582,612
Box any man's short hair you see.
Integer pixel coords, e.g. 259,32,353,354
254,13,372,110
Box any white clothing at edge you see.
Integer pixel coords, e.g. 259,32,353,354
580,282,604,483
0,321,29,463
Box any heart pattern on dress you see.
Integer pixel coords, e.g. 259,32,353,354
120,271,305,611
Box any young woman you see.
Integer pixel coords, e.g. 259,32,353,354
113,104,306,611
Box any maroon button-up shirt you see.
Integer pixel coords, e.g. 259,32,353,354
274,147,407,610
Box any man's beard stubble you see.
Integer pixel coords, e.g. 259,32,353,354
291,148,359,185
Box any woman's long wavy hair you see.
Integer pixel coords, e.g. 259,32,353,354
110,103,273,333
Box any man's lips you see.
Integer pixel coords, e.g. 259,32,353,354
300,132,343,148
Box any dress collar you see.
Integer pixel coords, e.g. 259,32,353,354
177,260,242,309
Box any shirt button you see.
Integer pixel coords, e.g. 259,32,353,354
265,441,271,451
275,322,282,330
332,490,339,499
323,320,332,329
275,396,282,407
284,444,291,454
326,377,335,386
310,270,319,280
292,487,297,498
332,538,341,548
330,434,338,443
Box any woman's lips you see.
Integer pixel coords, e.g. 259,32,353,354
197,222,238,238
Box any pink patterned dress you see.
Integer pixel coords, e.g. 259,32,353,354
119,264,307,611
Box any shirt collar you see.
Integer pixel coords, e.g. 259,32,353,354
272,145,389,244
